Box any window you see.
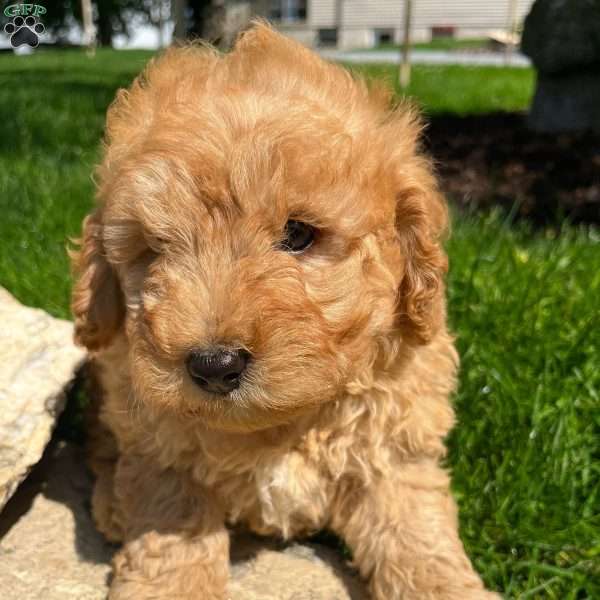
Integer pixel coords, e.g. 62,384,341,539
318,28,338,46
374,28,395,45
431,26,456,39
270,0,307,22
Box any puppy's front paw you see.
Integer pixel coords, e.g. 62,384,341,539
369,558,501,600
110,532,228,600
371,587,501,600
109,578,227,600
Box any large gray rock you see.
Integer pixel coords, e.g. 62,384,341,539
0,287,86,510
521,0,600,132
526,71,600,133
0,443,112,600
522,0,600,74
0,442,367,600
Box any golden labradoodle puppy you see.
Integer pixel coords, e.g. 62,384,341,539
71,22,498,600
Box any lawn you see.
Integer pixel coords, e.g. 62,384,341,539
351,63,535,115
447,217,599,598
1,49,598,598
371,36,491,52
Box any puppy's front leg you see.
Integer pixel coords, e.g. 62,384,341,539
332,460,500,600
109,453,229,600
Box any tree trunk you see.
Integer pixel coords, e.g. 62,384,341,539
172,0,187,41
187,0,226,45
96,7,113,47
80,0,96,49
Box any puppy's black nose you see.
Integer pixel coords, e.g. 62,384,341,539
186,347,250,394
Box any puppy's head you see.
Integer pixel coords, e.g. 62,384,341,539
71,23,448,431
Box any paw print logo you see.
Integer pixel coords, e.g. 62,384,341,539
4,15,45,48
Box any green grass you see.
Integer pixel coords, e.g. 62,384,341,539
350,63,534,115
372,37,490,52
0,49,152,318
447,213,600,598
0,49,598,598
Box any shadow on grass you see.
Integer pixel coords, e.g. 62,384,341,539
423,112,600,227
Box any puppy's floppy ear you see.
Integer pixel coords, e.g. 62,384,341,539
70,209,125,350
394,158,449,345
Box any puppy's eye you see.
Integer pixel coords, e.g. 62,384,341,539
279,220,315,254
145,233,168,253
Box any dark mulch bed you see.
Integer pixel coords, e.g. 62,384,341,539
424,113,600,226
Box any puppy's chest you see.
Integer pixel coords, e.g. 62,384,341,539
193,438,333,538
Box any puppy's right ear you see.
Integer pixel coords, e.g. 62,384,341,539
70,210,124,351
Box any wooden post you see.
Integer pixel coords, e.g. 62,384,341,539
172,0,187,42
335,0,344,49
399,0,413,89
505,0,519,65
80,0,95,55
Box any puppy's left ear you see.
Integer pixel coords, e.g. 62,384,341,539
70,209,125,351
394,157,449,345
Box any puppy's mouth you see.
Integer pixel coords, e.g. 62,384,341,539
169,339,342,431
182,365,321,433
184,387,291,434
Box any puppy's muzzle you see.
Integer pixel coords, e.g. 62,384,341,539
186,347,250,394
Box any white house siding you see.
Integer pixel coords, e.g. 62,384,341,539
305,0,535,47
310,0,337,24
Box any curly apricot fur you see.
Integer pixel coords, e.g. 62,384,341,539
72,22,498,600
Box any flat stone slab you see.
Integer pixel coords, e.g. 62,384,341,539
0,287,86,510
0,442,367,600
229,537,366,600
0,442,112,600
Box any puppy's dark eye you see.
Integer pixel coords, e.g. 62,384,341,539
280,220,315,253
